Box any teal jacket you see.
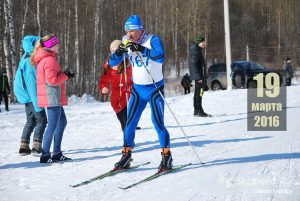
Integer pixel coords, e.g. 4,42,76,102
14,35,43,112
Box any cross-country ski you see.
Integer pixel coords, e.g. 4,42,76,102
70,162,150,188
119,163,192,190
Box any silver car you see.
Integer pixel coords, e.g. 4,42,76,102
206,63,227,90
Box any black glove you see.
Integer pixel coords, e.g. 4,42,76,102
64,68,75,79
125,42,145,53
115,45,128,56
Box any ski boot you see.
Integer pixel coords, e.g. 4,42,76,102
19,139,31,156
158,148,173,171
114,147,133,169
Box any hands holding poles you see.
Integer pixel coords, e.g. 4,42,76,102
114,42,145,56
125,42,145,53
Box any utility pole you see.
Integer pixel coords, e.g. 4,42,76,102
246,44,249,61
224,0,232,90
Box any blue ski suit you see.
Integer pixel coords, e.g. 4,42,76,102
109,33,170,148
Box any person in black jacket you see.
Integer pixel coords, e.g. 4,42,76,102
188,35,211,117
285,57,293,86
181,73,193,94
0,68,10,112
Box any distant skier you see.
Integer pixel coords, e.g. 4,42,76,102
285,57,293,86
109,15,173,171
0,68,10,112
181,73,193,94
189,34,211,117
31,34,74,163
14,35,47,156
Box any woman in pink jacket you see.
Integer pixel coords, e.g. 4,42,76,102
30,34,74,163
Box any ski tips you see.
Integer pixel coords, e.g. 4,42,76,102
69,161,151,188
119,163,193,190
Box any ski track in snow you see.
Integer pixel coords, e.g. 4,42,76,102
0,86,300,201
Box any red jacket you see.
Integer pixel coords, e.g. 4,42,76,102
34,47,68,107
99,58,132,113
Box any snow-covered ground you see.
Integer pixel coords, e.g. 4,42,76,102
1,86,300,201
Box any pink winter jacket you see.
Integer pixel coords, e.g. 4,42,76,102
34,47,69,107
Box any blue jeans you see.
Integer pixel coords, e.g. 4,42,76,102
21,103,47,141
42,106,67,156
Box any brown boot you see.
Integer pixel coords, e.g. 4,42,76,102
19,139,31,156
32,138,42,156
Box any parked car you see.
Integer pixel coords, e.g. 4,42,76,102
206,61,282,90
206,63,227,90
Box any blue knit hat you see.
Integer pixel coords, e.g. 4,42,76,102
124,15,143,31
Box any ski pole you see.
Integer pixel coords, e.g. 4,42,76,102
122,53,129,105
134,52,205,165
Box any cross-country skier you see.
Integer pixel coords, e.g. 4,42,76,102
109,15,173,171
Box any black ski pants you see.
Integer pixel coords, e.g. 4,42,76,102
193,81,204,111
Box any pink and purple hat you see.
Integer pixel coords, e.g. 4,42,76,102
42,35,60,48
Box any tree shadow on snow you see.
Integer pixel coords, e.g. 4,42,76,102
0,136,271,170
141,105,300,130
0,161,63,170
0,153,121,170
64,135,202,155
141,116,250,130
183,152,300,170
132,136,272,154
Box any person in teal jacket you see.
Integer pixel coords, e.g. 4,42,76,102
14,35,47,156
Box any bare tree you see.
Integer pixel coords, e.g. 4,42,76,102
19,0,28,59
3,19,10,74
0,1,4,68
36,0,41,35
4,0,17,101
74,0,80,85
92,0,101,95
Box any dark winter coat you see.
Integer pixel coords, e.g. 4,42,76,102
188,42,206,81
181,74,192,88
285,63,293,78
0,73,10,94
